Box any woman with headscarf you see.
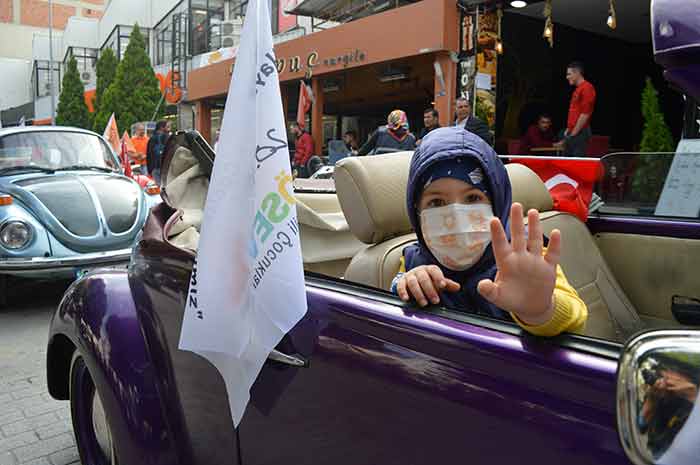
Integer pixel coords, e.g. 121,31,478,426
392,126,587,336
357,109,417,156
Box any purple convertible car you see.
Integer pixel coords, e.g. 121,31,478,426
46,1,700,464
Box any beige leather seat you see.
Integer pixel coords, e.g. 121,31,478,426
335,153,643,341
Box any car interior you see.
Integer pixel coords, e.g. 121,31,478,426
160,143,697,344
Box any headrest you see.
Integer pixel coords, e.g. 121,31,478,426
334,152,413,244
506,163,554,212
335,154,553,245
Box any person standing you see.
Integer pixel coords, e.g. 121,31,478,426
147,120,171,184
554,62,596,156
520,114,555,154
454,97,493,146
131,123,149,172
290,122,315,174
416,108,440,145
357,109,416,155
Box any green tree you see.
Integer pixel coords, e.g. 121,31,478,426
55,56,90,129
92,47,118,132
632,78,676,203
94,24,163,136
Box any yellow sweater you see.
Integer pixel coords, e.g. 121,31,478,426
396,254,587,337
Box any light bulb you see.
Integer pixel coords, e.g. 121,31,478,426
607,14,617,29
544,25,552,38
510,0,527,7
496,40,504,54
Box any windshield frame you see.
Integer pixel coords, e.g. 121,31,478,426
0,130,121,175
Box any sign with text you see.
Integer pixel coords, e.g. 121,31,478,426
654,139,700,218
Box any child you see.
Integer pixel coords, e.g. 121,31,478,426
392,126,587,336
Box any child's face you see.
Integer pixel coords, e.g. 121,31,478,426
419,177,490,212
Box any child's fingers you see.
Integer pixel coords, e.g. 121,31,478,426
527,209,543,255
396,277,409,302
416,269,440,305
543,229,562,266
443,278,461,292
425,265,447,290
405,273,428,307
489,217,510,266
477,279,500,304
510,203,526,252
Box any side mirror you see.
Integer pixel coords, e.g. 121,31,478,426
617,330,700,465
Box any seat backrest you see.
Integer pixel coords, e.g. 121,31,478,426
336,153,643,341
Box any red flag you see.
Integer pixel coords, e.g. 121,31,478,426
513,157,604,222
296,81,313,129
119,140,133,178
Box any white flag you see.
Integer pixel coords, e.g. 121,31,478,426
178,0,307,425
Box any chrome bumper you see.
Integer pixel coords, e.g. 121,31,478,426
0,248,132,273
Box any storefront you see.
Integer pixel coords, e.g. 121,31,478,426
187,0,682,155
186,0,461,149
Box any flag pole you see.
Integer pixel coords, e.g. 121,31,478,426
48,0,56,125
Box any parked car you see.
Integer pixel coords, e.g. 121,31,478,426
46,1,700,464
0,126,161,303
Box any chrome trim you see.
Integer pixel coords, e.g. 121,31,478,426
0,247,132,271
267,349,307,367
0,219,33,250
617,329,700,465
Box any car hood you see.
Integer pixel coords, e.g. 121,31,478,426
0,172,145,252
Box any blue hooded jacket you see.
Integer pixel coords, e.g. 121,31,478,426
403,126,511,318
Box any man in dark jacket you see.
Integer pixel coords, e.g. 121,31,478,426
357,109,416,155
147,120,171,184
454,97,493,146
416,108,440,146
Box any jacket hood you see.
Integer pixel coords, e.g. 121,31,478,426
406,126,512,245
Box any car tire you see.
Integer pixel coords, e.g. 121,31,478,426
69,351,118,465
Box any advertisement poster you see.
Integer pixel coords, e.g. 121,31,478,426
278,0,298,33
475,10,498,133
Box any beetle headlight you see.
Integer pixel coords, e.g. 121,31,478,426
0,221,33,250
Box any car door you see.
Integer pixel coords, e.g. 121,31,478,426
238,275,630,465
590,151,700,328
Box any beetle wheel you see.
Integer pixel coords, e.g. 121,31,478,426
69,352,118,465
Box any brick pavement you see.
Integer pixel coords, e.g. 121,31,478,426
0,280,80,465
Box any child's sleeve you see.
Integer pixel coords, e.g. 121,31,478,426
510,263,588,337
390,255,407,295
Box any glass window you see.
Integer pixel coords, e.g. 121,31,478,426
33,61,61,98
596,151,700,220
0,131,118,171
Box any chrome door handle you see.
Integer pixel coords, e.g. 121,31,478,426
268,349,308,367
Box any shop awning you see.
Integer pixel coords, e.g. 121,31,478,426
289,0,418,22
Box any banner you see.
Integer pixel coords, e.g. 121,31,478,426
178,0,307,426
514,157,604,222
296,81,313,129
103,113,120,153
278,0,298,33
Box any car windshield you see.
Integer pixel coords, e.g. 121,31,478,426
0,131,118,173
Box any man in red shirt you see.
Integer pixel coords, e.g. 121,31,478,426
554,61,596,156
520,114,555,154
290,122,315,175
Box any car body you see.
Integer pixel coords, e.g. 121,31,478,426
0,126,161,284
46,1,700,464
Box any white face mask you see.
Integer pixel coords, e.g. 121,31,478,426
420,203,494,271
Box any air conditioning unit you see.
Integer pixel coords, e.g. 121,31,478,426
220,17,243,48
80,70,95,83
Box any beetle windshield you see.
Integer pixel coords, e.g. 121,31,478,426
0,131,118,173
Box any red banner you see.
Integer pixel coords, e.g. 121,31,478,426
514,158,604,222
278,0,298,33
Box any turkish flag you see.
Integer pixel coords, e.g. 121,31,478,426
119,140,133,178
514,158,604,222
296,81,313,130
